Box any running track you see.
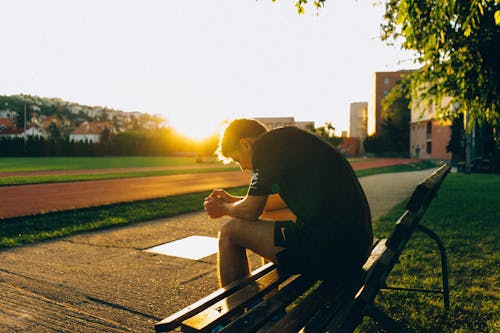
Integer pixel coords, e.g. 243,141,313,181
0,158,415,219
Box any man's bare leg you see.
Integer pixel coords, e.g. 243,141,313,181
218,218,284,287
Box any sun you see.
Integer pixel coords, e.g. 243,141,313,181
170,118,220,141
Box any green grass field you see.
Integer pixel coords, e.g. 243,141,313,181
0,156,237,186
0,167,240,186
358,172,500,332
0,156,207,172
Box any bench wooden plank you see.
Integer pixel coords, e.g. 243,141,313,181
154,262,276,332
181,268,288,333
221,274,317,333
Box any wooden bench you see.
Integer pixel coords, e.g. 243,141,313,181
155,164,451,333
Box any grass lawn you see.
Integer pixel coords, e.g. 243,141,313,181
0,156,237,186
0,167,239,186
0,156,209,172
358,172,500,332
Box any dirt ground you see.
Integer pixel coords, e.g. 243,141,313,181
0,158,415,219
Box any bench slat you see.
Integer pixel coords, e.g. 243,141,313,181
265,279,347,333
221,274,316,333
181,268,287,333
155,262,276,332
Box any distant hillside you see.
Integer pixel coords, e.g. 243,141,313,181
0,94,165,132
0,94,217,157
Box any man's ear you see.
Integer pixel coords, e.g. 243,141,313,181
239,138,253,151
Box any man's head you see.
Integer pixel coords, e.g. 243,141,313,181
216,118,268,170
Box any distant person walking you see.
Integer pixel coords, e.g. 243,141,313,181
204,119,373,287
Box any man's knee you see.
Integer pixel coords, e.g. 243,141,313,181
219,218,243,248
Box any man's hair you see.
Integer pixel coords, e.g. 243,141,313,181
216,118,268,163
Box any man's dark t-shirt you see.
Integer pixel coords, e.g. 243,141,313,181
248,126,373,277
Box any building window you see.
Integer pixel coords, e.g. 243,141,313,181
426,141,432,154
384,78,390,85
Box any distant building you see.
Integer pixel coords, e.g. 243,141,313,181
294,121,315,130
349,102,368,154
41,115,63,129
0,117,15,130
349,102,368,138
69,121,115,143
368,70,412,136
254,117,314,131
410,97,452,161
0,125,46,139
339,137,359,157
0,110,17,120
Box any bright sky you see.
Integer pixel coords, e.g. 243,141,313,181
1,0,416,140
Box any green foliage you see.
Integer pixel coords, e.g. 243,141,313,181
311,122,343,147
378,84,412,154
446,114,465,162
274,0,326,15
364,135,386,154
0,156,201,172
381,0,500,130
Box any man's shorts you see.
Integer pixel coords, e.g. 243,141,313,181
273,220,363,280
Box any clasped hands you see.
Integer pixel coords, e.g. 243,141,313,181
204,189,232,219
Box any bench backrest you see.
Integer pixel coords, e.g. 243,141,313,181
333,164,451,332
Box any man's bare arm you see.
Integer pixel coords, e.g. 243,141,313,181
204,194,268,221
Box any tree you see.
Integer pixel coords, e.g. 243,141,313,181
381,81,411,153
311,122,343,147
381,0,500,130
292,0,327,15
47,122,62,141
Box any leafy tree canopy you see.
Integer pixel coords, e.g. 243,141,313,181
381,0,500,130
276,0,326,15
286,1,499,131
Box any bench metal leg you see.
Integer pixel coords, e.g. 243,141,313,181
382,225,450,312
365,305,407,333
417,225,450,311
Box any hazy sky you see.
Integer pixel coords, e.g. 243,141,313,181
1,0,416,139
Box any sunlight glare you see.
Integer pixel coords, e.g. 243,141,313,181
170,117,220,141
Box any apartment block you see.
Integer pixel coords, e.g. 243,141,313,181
368,70,412,136
410,99,452,160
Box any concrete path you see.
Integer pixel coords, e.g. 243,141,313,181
0,168,437,333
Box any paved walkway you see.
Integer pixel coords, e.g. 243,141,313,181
0,168,437,333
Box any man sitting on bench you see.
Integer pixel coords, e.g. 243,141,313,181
203,118,373,288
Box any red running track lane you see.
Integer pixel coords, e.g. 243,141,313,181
0,158,415,219
0,171,251,219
